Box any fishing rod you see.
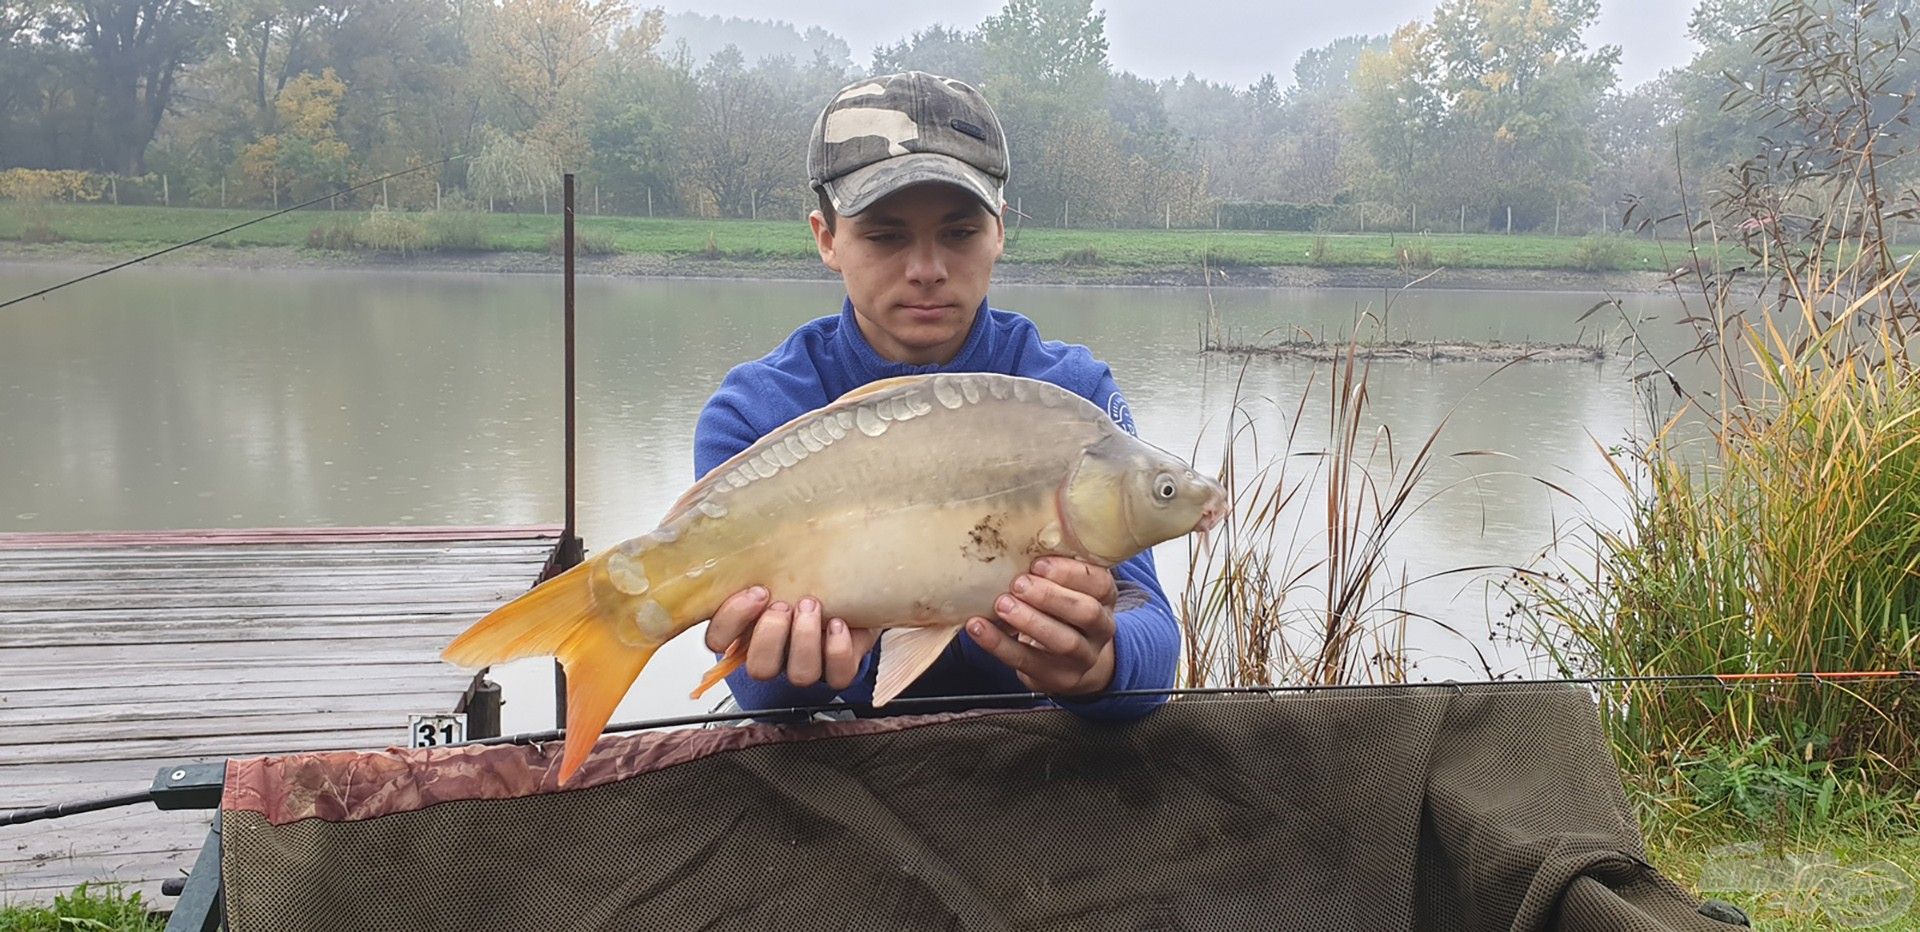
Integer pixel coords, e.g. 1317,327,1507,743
0,154,466,313
3,670,1914,828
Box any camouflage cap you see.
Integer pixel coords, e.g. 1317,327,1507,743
807,71,1009,218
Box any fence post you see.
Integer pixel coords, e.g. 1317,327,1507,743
382,179,388,209
1460,204,1466,234
1506,206,1513,234
436,182,442,211
162,174,169,207
1554,200,1561,236
220,177,226,208
1165,201,1170,230
110,177,117,205
647,187,653,217
1412,203,1417,232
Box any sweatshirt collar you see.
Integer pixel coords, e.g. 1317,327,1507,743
834,296,997,385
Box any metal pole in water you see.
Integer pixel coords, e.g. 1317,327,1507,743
553,172,583,728
565,172,577,547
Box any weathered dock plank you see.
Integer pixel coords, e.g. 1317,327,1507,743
0,525,560,910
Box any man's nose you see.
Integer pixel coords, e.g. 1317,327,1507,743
905,240,947,286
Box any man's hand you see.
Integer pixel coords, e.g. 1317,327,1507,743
705,588,879,690
966,557,1118,697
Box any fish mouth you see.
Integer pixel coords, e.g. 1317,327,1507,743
1196,499,1227,534
1193,487,1229,552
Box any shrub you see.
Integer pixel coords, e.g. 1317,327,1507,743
1567,233,1633,272
356,207,427,255
305,222,359,251
424,210,488,251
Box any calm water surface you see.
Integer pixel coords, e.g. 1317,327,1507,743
0,261,1694,732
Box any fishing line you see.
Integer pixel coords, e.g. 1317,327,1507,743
4,671,1912,827
0,154,466,313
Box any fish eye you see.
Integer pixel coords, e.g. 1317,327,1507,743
1154,473,1177,501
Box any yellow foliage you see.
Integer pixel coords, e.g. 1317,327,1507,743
275,69,347,139
479,0,636,127
238,134,283,189
0,169,105,203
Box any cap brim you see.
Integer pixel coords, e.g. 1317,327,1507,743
821,152,1004,218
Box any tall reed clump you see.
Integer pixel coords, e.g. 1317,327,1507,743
1516,308,1920,810
1507,0,1920,831
1181,293,1502,688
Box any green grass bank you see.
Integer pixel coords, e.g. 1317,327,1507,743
0,202,1708,277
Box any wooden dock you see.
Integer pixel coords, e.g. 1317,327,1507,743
0,525,562,907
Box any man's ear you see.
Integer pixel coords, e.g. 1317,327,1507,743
809,210,841,273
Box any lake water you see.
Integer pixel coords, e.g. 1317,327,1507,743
0,260,1696,733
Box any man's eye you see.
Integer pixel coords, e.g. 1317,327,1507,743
947,228,978,240
866,233,902,244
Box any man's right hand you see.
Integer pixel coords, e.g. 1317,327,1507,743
705,587,880,691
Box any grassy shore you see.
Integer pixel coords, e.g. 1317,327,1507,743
0,202,1708,275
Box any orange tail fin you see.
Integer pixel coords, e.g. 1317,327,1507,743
442,554,664,784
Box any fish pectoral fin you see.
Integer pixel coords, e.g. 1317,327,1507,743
872,625,962,707
689,637,749,700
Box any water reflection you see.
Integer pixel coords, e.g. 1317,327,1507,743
0,261,1694,730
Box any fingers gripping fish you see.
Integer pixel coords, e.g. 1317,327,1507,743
441,373,1228,783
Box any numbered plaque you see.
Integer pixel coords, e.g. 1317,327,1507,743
408,713,467,749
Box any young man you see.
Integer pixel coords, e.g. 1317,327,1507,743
694,71,1178,721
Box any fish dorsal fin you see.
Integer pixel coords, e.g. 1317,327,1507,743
660,375,937,523
830,374,929,404
873,625,962,706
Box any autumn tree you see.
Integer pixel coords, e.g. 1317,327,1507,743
870,24,983,83
33,0,220,174
476,0,653,169
1348,0,1617,228
586,22,693,214
236,68,351,203
973,0,1120,224
679,47,825,218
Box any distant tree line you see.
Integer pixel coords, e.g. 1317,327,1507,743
1,0,1915,235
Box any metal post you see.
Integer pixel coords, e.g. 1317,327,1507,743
564,174,577,551
553,172,583,729
466,678,502,739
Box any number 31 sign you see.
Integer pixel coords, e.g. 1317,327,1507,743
408,713,466,749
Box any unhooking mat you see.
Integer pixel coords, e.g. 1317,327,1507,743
215,686,1746,930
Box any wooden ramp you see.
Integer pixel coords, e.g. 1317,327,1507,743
0,525,562,907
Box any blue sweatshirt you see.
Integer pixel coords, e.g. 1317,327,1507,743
692,297,1179,721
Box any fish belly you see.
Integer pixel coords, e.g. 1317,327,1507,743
756,494,1058,629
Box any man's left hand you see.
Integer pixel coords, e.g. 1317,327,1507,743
967,557,1117,697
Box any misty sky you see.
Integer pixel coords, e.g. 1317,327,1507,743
663,0,1698,90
